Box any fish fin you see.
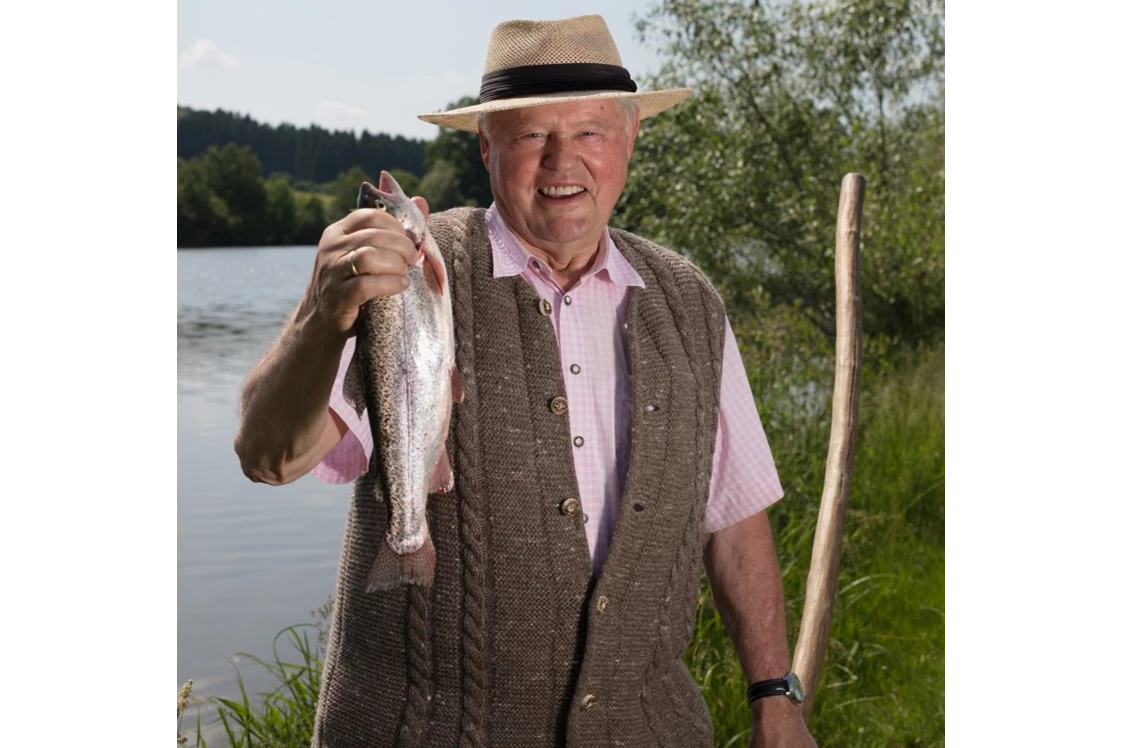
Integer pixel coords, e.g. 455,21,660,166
365,537,436,592
421,251,445,295
342,347,366,419
428,445,454,495
451,365,464,404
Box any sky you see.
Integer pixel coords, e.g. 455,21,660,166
177,0,672,141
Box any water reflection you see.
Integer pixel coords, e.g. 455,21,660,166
178,247,351,738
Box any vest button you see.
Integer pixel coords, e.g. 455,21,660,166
560,498,581,516
538,298,553,316
596,595,609,613
549,396,568,415
580,693,597,710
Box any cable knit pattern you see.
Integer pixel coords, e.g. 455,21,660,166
310,209,725,748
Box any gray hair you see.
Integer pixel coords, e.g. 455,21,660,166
477,97,639,138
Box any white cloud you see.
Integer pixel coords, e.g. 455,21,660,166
311,100,365,131
178,39,241,70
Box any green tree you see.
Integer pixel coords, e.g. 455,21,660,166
296,193,328,245
265,175,298,245
178,156,231,247
388,169,421,197
424,96,492,208
202,144,268,246
620,0,944,345
330,166,374,221
416,160,466,213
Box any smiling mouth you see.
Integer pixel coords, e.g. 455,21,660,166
538,186,587,199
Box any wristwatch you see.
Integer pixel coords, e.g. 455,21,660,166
746,672,804,705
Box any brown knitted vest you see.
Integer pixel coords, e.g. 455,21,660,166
311,208,727,748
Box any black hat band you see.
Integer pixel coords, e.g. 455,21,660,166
479,63,637,103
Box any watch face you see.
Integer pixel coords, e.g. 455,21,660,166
785,672,805,704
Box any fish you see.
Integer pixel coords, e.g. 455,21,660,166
343,170,462,592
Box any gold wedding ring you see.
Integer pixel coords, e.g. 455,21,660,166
347,249,359,277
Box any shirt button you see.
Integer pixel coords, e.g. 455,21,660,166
596,595,608,613
564,295,573,305
581,694,597,710
538,298,553,316
532,260,542,270
570,363,581,374
582,512,588,524
549,397,568,415
560,498,581,516
573,435,585,447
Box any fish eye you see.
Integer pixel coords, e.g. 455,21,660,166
374,199,387,211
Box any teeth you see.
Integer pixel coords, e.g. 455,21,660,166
540,185,585,197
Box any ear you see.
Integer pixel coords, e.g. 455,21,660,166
478,131,491,174
625,109,640,160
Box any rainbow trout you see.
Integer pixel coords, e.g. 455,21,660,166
343,171,461,592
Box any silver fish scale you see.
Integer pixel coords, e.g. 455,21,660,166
353,230,455,557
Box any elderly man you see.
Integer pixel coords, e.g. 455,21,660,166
234,14,816,748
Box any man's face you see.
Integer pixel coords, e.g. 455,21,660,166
479,99,640,258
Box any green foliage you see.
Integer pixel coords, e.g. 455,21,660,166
389,169,422,197
417,159,466,213
329,166,374,222
265,176,298,246
294,193,328,246
620,0,945,346
176,153,357,247
190,626,323,748
178,106,427,183
687,344,944,746
424,96,493,208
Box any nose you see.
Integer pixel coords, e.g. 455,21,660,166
542,135,579,171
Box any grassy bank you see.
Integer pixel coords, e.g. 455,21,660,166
691,342,945,747
185,343,944,747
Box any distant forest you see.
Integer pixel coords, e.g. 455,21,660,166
177,106,427,184
177,99,493,248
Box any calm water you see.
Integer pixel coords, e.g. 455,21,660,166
178,246,352,729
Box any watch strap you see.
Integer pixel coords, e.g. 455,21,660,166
746,677,790,703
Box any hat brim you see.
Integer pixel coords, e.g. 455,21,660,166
417,88,693,133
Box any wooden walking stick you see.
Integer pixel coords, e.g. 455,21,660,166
791,173,865,720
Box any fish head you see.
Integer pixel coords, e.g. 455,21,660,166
357,171,426,246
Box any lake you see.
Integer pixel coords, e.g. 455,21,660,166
178,246,352,734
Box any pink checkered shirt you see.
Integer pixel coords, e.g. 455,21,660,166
314,205,784,572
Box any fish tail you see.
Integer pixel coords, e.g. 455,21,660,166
364,536,436,592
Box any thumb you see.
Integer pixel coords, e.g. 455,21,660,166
411,195,430,220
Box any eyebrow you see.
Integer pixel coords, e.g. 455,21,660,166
510,118,614,131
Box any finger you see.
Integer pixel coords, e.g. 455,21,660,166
333,228,419,266
411,196,430,220
338,272,411,307
331,206,405,237
346,245,411,278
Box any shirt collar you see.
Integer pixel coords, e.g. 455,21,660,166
485,203,645,289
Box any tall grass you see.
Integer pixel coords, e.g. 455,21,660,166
184,343,944,747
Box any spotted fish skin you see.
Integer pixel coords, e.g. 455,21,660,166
343,171,460,592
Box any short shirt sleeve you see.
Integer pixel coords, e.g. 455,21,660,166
704,318,785,533
311,337,373,485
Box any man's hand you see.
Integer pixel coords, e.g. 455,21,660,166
748,697,818,748
704,512,819,748
305,196,429,336
233,195,431,485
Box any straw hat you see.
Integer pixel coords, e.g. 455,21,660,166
417,15,692,133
